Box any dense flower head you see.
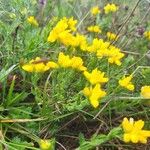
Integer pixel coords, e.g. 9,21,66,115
47,18,68,42
39,139,51,150
107,32,118,41
71,56,87,71
122,117,150,143
91,6,101,15
58,30,77,47
87,38,104,53
80,37,124,65
74,33,88,50
96,42,124,65
83,68,108,85
58,52,72,68
119,75,134,91
57,52,86,71
107,46,124,66
87,25,101,33
83,84,106,108
67,17,77,31
47,17,125,67
47,17,77,46
22,57,58,73
104,3,118,14
27,16,39,26
141,86,150,99
144,31,150,40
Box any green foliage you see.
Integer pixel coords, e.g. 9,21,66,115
0,0,150,149
77,127,122,150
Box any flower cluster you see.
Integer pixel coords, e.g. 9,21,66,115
22,53,87,73
47,17,124,66
107,32,118,41
104,3,118,14
87,25,101,33
26,16,125,108
22,2,150,147
91,6,101,15
22,57,58,72
119,75,134,91
83,68,108,85
82,68,108,108
91,4,118,15
83,84,106,108
88,38,124,66
57,52,87,71
141,86,150,99
122,118,150,143
27,16,39,26
47,17,77,47
144,31,150,40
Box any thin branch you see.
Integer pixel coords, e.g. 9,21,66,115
56,141,67,150
93,99,112,119
0,118,46,123
111,0,141,45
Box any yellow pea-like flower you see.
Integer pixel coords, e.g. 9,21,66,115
91,6,101,15
27,16,39,26
122,118,150,144
119,75,134,91
83,84,106,108
141,86,150,99
83,68,108,85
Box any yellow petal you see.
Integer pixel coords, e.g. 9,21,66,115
83,87,91,96
22,64,33,72
131,134,139,143
122,118,133,132
134,120,144,130
123,134,131,143
127,84,134,91
90,98,99,108
47,61,58,68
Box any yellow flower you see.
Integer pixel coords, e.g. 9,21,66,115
58,52,72,68
47,61,59,69
47,18,68,42
27,16,39,26
141,86,150,99
122,117,150,144
22,57,58,73
83,84,106,108
83,68,108,85
119,75,134,91
57,53,87,71
107,47,124,66
144,31,150,40
71,56,87,71
58,30,76,47
87,25,101,33
39,139,52,150
91,6,100,15
47,17,77,45
104,3,118,14
92,39,124,65
87,38,105,53
67,17,77,31
74,33,88,51
107,32,118,41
